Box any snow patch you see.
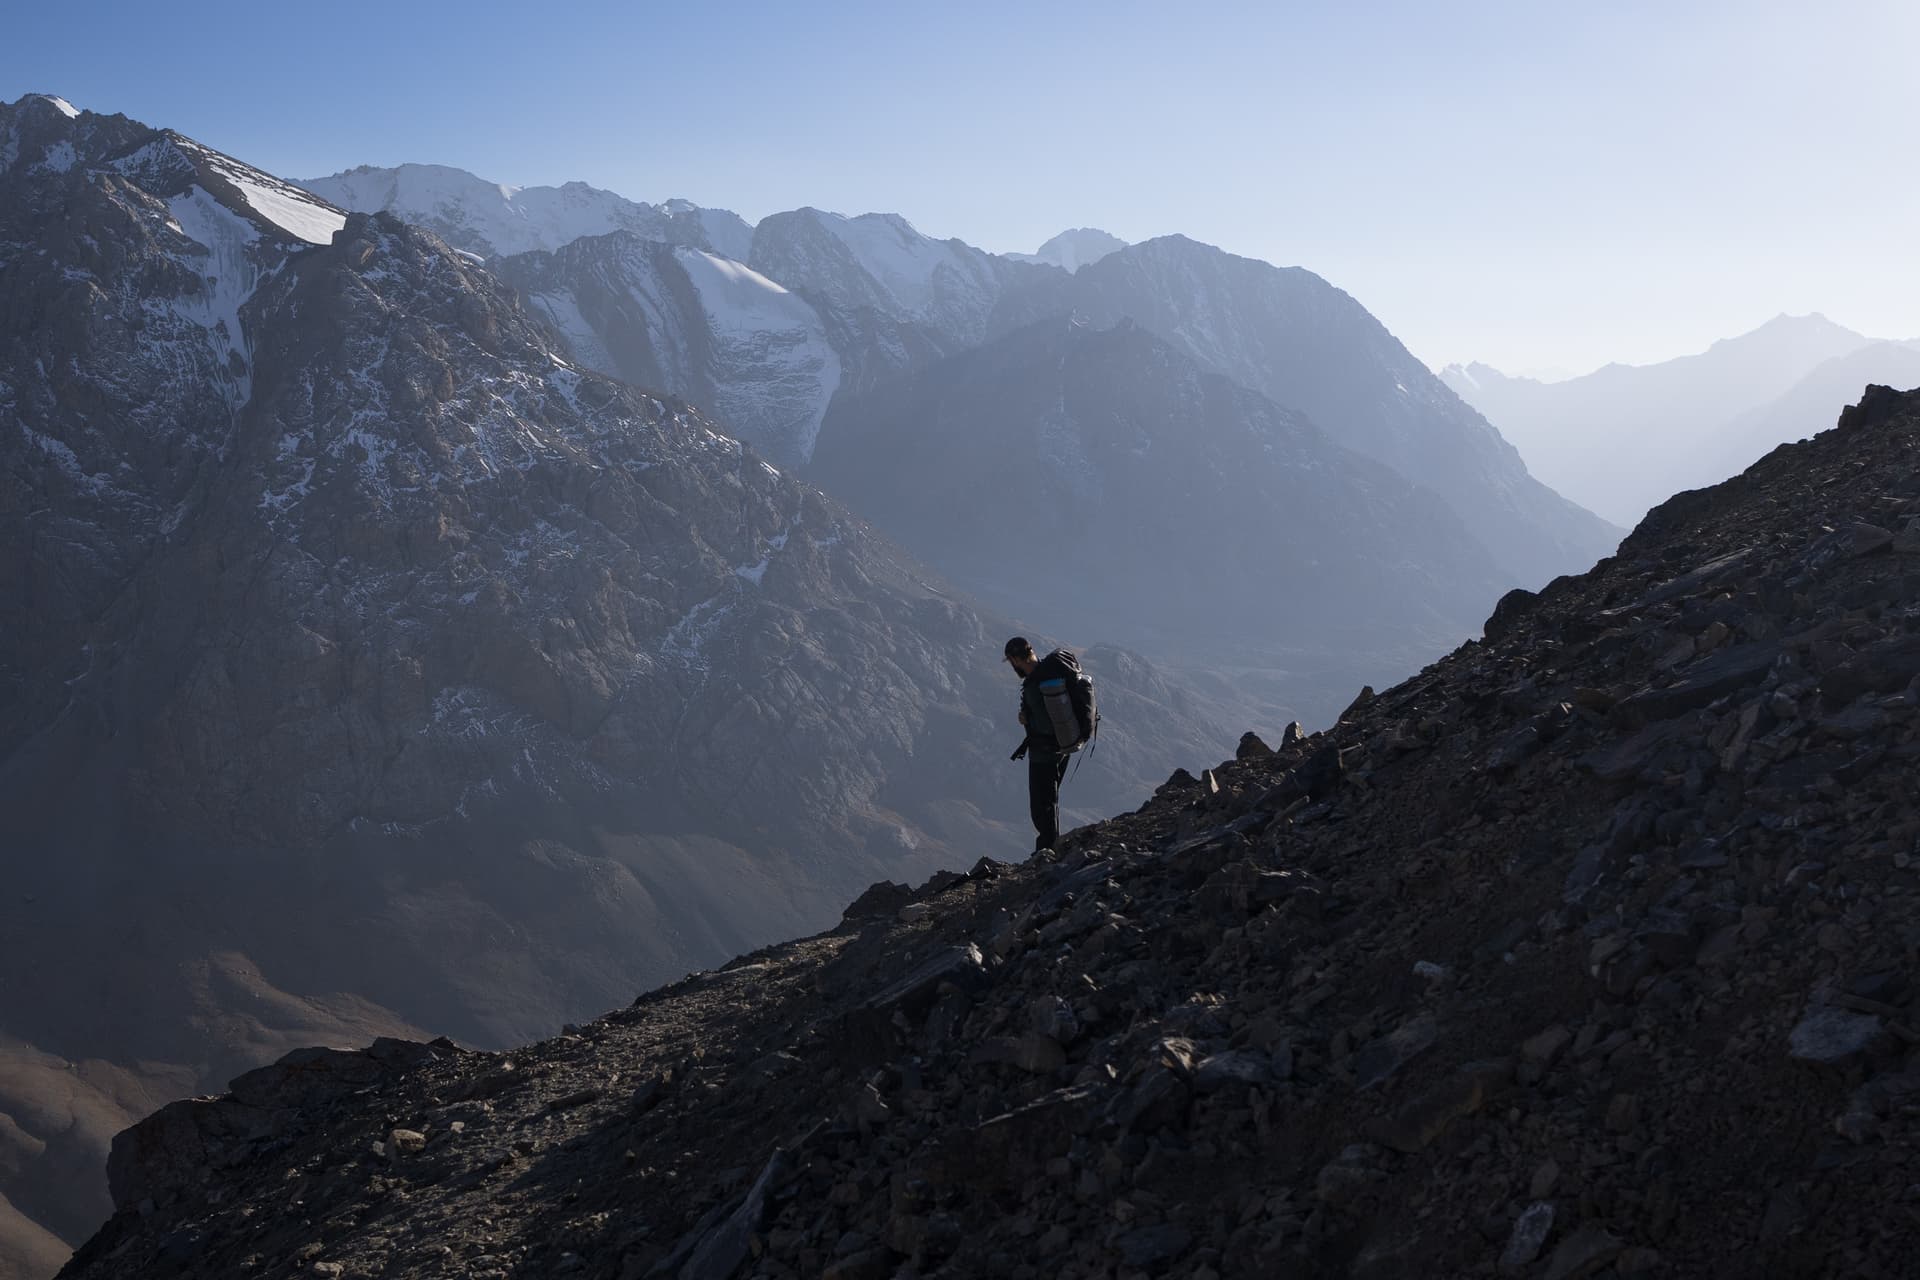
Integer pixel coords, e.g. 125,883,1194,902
37,95,81,119
36,141,76,173
177,138,347,245
661,593,736,671
528,289,616,375
18,421,110,495
164,186,266,409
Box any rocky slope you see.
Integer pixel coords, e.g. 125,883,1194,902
1691,342,1920,511
60,385,1920,1278
0,97,1234,1274
1442,314,1920,525
809,314,1507,712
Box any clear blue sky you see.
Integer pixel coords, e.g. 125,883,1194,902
8,0,1917,375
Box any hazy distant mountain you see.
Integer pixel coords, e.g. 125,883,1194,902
1,97,1235,1273
1006,226,1127,272
301,162,754,260
1440,313,1911,524
1698,340,1920,484
992,235,1621,589
811,315,1508,681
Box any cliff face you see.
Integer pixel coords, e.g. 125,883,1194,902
63,387,1920,1279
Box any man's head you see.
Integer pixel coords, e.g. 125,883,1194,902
1003,636,1038,677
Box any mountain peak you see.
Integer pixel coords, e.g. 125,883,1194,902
1007,227,1127,272
1697,312,1869,363
22,92,82,119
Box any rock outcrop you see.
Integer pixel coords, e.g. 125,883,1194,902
61,386,1920,1278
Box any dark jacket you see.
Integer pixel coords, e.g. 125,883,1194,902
1020,648,1082,755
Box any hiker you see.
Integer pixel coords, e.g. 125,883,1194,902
1004,636,1096,853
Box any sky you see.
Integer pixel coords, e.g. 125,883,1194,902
8,0,1918,377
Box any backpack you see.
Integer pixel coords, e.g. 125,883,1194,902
1036,650,1099,754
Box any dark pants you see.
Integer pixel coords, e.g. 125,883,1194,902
1028,750,1071,850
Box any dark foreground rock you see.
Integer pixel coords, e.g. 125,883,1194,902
61,387,1920,1278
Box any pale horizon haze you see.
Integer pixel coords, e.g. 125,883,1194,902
6,0,1917,376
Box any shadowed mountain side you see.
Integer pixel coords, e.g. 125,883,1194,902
991,236,1622,588
810,315,1509,674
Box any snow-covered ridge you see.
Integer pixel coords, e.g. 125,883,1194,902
30,93,81,119
173,137,347,246
301,162,751,260
811,211,965,317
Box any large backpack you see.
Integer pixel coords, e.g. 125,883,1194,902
1036,650,1098,754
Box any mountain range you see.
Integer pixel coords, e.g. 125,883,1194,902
2,93,1632,1277
1443,313,1920,525
1,97,1235,1276
311,161,1623,711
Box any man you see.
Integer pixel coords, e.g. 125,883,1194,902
1004,636,1086,853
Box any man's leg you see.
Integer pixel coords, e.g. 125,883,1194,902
1028,750,1061,850
1053,754,1070,843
